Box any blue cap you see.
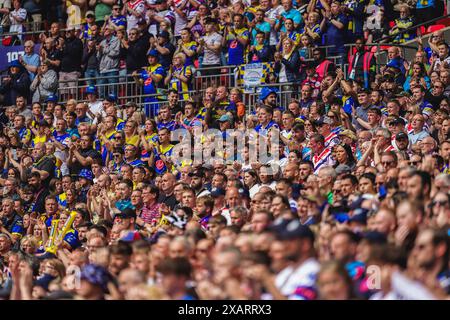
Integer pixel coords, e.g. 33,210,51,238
85,85,97,94
275,219,315,241
46,94,58,102
348,208,368,225
80,264,111,292
210,187,226,197
34,274,56,291
259,87,277,102
361,231,387,244
218,114,233,123
78,169,93,181
147,49,159,57
106,93,117,103
10,60,21,68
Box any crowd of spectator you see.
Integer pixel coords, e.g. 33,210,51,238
0,0,448,301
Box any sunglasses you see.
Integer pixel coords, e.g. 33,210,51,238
431,200,448,207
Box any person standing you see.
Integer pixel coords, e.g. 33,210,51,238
97,25,121,98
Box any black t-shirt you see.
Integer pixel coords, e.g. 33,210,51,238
34,155,56,187
157,193,177,210
69,148,102,175
425,91,444,109
158,42,176,72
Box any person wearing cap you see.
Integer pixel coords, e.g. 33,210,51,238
0,60,31,106
189,169,211,198
97,25,120,98
197,17,223,76
76,264,112,300
149,30,175,72
259,87,278,109
315,115,340,149
81,11,97,40
132,48,165,118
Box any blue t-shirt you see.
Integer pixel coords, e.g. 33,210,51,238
251,21,271,46
324,14,348,53
278,8,303,32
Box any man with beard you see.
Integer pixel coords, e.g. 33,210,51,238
406,170,432,206
395,199,425,254
298,161,314,185
189,169,211,198
259,87,278,110
330,230,365,282
413,228,450,295
109,242,133,278
247,220,320,300
27,172,50,216
317,166,337,205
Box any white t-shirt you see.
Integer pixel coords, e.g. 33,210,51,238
126,0,146,32
172,0,188,37
267,6,283,46
275,258,320,300
202,32,223,66
9,8,26,34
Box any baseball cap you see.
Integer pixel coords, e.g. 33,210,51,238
86,11,95,18
276,219,315,241
202,164,213,171
348,208,368,225
119,230,142,242
85,85,97,94
80,264,111,292
389,117,406,126
114,208,137,220
218,114,233,123
158,31,170,39
78,169,93,181
335,164,351,175
210,187,226,197
147,49,159,57
34,274,56,291
166,215,187,230
396,91,410,98
188,169,205,178
339,129,357,141
314,116,333,126
238,187,250,198
396,132,409,140
259,87,277,101
106,93,117,103
204,17,218,25
9,60,21,68
46,94,58,102
361,231,387,245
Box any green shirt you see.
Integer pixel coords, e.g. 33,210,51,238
95,2,111,23
327,191,333,205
